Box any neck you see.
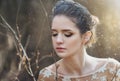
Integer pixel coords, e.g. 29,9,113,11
55,46,99,76
58,48,90,75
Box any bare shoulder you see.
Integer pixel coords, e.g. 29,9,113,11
105,58,120,66
96,57,120,71
92,57,120,80
92,57,120,70
94,57,120,65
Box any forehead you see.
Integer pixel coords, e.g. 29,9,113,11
52,15,78,31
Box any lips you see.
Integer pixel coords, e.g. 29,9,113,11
56,47,66,52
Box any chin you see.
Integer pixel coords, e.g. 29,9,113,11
56,52,71,58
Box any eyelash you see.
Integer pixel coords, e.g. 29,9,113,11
52,33,73,37
52,33,58,37
64,33,73,37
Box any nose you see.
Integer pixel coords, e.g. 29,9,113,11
56,34,64,44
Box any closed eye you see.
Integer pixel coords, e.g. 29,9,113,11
52,31,58,37
64,32,73,37
52,33,58,37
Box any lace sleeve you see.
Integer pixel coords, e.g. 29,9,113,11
37,68,55,81
112,60,120,81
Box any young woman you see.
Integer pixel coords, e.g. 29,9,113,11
38,0,120,81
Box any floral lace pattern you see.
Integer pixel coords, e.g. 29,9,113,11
38,58,120,81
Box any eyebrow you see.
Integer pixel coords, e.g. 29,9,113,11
51,29,72,32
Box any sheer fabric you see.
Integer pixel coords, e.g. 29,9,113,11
38,58,120,81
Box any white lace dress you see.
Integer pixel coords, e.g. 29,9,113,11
38,58,120,81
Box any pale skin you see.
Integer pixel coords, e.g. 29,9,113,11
49,15,107,77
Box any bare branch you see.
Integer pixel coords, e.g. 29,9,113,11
24,35,31,51
0,14,37,81
0,14,29,60
39,0,48,17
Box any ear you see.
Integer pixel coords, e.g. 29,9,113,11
82,31,92,45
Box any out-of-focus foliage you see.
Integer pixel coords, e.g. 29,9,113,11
0,0,120,81
78,0,120,60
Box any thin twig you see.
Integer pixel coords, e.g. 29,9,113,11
0,14,29,60
35,0,49,51
0,20,20,54
31,54,52,66
0,15,36,81
39,0,48,17
16,25,22,41
16,0,22,28
24,35,31,51
51,51,59,81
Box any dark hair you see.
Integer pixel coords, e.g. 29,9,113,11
52,0,99,46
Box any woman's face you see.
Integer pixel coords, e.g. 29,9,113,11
51,15,85,58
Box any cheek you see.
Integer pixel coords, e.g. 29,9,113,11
52,38,56,48
67,37,82,47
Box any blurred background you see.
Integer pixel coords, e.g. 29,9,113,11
0,0,120,81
